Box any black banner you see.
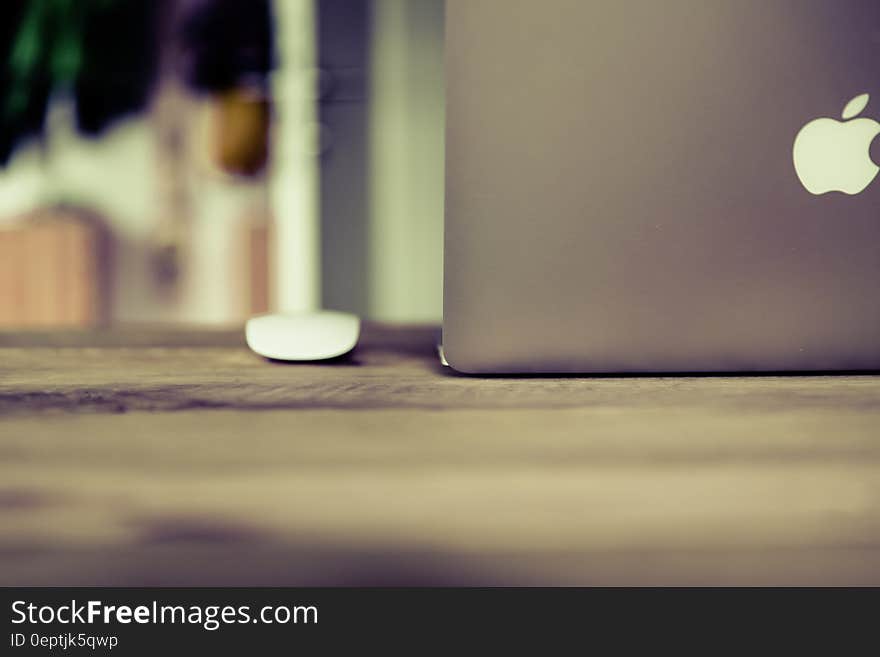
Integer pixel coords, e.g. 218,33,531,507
1,588,876,654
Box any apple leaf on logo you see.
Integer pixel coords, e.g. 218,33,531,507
842,93,870,120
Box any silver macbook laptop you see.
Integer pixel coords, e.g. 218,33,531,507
443,0,880,373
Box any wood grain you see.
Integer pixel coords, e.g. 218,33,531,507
0,325,878,585
0,214,107,328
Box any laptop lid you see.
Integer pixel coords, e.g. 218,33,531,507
443,0,880,373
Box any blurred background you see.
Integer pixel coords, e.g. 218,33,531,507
0,0,444,328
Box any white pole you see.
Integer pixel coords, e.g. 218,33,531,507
270,0,320,313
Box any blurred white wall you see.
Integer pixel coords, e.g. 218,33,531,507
368,0,444,322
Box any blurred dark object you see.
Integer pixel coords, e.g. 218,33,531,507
0,205,111,327
75,0,160,134
178,0,275,94
178,0,274,176
0,0,161,165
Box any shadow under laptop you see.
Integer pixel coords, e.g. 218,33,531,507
431,360,880,379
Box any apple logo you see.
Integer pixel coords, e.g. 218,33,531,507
793,93,880,195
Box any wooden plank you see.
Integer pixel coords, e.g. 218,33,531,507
0,228,23,326
0,216,106,328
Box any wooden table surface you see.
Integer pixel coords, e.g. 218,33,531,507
1,324,878,585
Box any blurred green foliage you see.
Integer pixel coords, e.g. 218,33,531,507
1,0,158,164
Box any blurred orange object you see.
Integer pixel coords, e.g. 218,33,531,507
0,208,109,328
209,87,270,177
248,218,270,316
